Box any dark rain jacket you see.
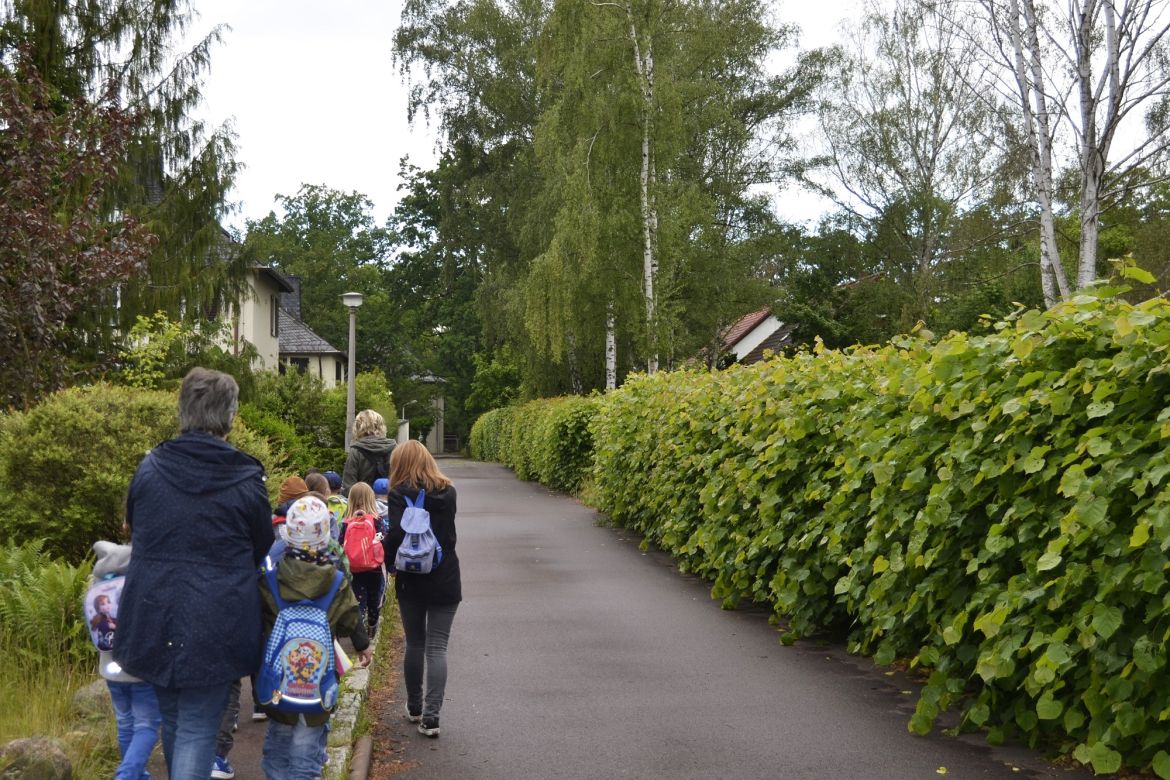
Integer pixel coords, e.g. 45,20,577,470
384,483,461,605
114,432,274,688
340,435,396,495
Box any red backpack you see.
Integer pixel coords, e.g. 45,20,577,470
343,513,384,573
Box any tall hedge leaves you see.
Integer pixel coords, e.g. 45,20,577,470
470,396,600,493
476,289,1170,775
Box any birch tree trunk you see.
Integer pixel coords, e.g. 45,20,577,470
628,7,659,374
1072,0,1120,289
606,301,617,390
1000,0,1072,306
975,0,1170,299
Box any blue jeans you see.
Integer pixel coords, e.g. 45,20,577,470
398,599,459,720
107,681,160,780
153,682,232,780
262,716,328,780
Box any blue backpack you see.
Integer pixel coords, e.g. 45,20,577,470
394,489,443,574
256,566,344,714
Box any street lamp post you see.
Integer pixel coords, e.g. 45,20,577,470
341,292,364,449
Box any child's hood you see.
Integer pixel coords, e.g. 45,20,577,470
92,541,132,578
273,557,345,603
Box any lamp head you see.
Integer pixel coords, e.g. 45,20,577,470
341,291,364,309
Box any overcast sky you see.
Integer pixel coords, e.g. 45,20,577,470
188,0,858,232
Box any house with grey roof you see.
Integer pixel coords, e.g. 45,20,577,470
277,276,346,389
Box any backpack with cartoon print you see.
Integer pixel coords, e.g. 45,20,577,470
83,575,123,652
257,565,344,714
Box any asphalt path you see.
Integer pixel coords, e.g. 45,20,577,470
385,458,1090,779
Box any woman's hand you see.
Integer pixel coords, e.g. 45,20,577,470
357,648,374,668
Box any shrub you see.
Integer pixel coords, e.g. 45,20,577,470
237,403,314,474
0,383,290,560
0,384,176,561
251,368,395,473
531,396,600,493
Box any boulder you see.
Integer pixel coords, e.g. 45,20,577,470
0,737,72,780
70,679,109,721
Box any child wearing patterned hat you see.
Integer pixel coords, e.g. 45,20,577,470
258,496,373,779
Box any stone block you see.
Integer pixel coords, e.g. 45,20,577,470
323,746,348,780
343,668,369,694
71,678,110,721
0,736,72,780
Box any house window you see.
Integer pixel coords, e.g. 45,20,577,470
290,357,309,375
336,361,343,383
270,296,279,338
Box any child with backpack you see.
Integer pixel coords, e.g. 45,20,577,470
372,477,389,523
86,540,161,780
257,496,372,779
341,482,387,638
323,471,348,528
384,440,461,738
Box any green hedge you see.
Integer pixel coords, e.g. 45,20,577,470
478,282,1170,776
0,384,290,562
470,396,600,494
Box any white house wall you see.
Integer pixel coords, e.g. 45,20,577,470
425,396,446,455
284,354,344,389
733,315,784,361
237,272,281,371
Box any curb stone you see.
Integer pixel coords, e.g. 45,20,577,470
323,634,379,780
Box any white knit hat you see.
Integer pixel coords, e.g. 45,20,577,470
281,496,332,552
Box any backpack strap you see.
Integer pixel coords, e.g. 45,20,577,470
265,538,287,570
264,565,288,612
405,488,426,509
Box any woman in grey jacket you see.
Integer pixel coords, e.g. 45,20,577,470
341,409,396,496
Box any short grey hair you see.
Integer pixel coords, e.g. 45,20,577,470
178,367,239,436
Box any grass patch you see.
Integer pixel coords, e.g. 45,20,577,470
0,661,117,778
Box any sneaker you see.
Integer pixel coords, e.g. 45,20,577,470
404,704,422,723
211,755,235,780
418,718,440,738
251,710,267,722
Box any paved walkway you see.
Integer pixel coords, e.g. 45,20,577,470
380,459,1089,779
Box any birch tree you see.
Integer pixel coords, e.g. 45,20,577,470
526,0,820,387
395,0,819,394
814,0,1009,324
969,0,1170,303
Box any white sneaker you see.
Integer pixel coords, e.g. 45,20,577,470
404,704,421,723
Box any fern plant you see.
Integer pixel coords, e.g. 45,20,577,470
0,541,92,668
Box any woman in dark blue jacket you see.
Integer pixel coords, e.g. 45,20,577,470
384,440,461,739
115,368,274,780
